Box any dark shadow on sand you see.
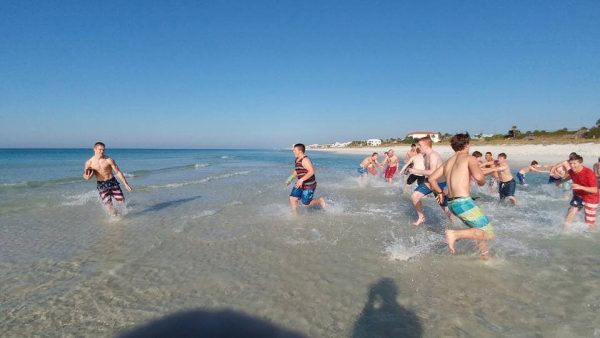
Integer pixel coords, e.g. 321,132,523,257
352,278,422,338
117,308,307,338
128,195,202,216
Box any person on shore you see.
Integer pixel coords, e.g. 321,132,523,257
384,149,399,184
287,143,326,214
358,153,380,176
428,133,495,260
562,154,598,230
83,142,133,216
516,160,550,186
407,136,452,225
484,153,517,205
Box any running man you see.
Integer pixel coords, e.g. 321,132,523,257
480,152,498,191
83,142,133,216
563,154,598,230
384,149,399,183
404,144,417,165
287,143,326,214
516,160,550,186
358,153,380,176
549,152,577,185
484,153,517,205
408,136,452,225
428,133,495,260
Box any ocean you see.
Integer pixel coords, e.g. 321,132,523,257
1,148,599,337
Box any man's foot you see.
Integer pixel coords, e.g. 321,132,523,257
412,216,426,226
479,250,490,260
319,197,327,210
445,229,457,254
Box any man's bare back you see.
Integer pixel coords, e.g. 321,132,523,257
443,152,484,198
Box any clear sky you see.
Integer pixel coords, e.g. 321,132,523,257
1,0,599,148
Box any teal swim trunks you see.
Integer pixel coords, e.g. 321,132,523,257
448,196,494,234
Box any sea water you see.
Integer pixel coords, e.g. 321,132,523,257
1,149,599,337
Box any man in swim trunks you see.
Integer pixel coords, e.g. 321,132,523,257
405,143,417,164
358,153,380,176
384,149,399,184
549,152,577,185
287,143,326,215
428,133,495,260
408,136,452,225
516,160,550,186
563,154,598,230
83,142,133,216
483,153,517,205
480,152,498,191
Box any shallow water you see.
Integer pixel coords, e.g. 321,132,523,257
1,149,599,337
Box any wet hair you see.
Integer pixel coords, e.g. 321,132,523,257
372,152,378,156
485,152,492,156
472,151,482,158
419,136,433,148
498,153,507,159
410,143,416,147
94,142,105,148
569,155,583,163
568,152,578,160
293,143,305,153
450,133,470,151
531,160,538,165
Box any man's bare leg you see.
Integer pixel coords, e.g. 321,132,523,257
289,196,299,215
475,239,490,260
411,192,426,225
563,206,579,231
307,197,326,209
508,196,517,206
445,228,495,255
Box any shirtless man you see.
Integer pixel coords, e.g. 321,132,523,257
83,142,133,216
358,153,380,176
516,160,550,186
428,133,495,260
287,143,326,214
400,147,426,186
408,136,452,225
480,152,499,191
594,157,600,185
384,149,399,183
549,152,577,185
484,153,517,205
405,144,417,164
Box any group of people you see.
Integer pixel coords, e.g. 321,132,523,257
83,137,599,260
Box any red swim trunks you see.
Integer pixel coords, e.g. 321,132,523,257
385,166,397,179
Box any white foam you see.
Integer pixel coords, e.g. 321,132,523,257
62,190,98,206
146,170,251,189
385,233,443,261
194,163,209,169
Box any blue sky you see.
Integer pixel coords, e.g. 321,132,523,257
1,0,599,148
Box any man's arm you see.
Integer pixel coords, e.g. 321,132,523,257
530,166,550,173
82,160,94,180
428,165,445,204
399,156,415,174
468,156,486,186
109,159,133,192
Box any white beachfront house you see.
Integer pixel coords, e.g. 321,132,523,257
366,139,382,146
406,131,441,143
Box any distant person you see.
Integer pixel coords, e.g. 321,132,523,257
384,149,399,183
428,133,495,260
399,147,425,186
404,143,417,164
516,160,549,186
484,153,517,205
563,154,598,230
593,157,600,183
407,137,452,225
358,153,380,176
480,152,499,191
83,142,133,216
287,143,326,214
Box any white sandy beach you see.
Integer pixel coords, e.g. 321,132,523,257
312,143,600,167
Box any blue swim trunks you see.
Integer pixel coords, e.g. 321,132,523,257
516,172,526,185
290,187,315,205
357,167,368,175
415,181,448,207
499,179,516,199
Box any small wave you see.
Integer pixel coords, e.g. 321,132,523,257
221,156,229,159
191,210,219,218
385,233,443,261
62,190,99,206
145,171,251,190
195,163,209,169
0,177,82,191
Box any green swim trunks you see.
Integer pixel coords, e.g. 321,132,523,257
448,196,494,234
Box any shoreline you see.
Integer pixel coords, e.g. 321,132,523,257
311,142,600,166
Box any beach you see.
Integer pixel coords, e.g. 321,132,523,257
1,148,600,337
312,142,600,167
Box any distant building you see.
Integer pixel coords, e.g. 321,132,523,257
366,139,382,146
406,131,441,143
